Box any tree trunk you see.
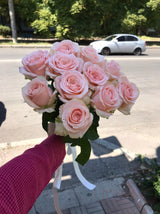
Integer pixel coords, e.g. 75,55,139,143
8,0,17,43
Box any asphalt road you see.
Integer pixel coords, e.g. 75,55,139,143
0,47,160,158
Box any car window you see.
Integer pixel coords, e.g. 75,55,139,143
126,36,138,41
117,36,125,42
104,35,117,41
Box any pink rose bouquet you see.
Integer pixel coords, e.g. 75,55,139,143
20,39,139,165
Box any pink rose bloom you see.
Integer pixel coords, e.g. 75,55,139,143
55,70,89,102
81,46,105,67
47,53,79,78
91,82,122,118
22,77,56,112
105,60,123,80
118,77,139,114
51,40,80,56
83,62,108,90
58,99,93,138
20,50,49,79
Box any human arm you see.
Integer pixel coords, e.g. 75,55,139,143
0,134,65,214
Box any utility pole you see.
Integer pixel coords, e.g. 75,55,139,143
8,0,17,43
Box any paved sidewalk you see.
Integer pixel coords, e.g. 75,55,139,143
0,137,153,214
101,197,140,214
27,138,153,214
29,177,141,214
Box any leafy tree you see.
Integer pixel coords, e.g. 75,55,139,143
1,0,160,39
52,0,131,39
91,0,147,37
147,0,160,10
121,10,147,35
31,1,56,37
146,0,160,34
0,0,9,19
119,0,148,35
96,0,123,36
15,0,40,24
52,0,103,40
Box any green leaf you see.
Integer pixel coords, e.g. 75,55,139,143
62,135,81,145
42,111,55,132
84,126,99,141
42,96,63,133
75,139,91,166
62,137,91,165
83,107,100,141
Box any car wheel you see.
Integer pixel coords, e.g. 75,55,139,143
101,47,110,55
133,48,142,56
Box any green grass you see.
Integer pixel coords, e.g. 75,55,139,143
139,36,160,41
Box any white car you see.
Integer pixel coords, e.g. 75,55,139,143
90,34,146,55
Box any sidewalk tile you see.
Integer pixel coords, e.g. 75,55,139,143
101,197,140,214
70,206,88,214
53,209,70,214
74,178,125,206
35,189,79,213
55,202,105,214
86,202,105,214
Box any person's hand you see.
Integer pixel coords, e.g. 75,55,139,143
47,122,66,163
47,122,55,136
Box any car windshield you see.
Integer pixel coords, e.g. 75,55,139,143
103,35,117,41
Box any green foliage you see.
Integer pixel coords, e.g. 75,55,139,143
154,176,160,198
15,0,40,23
147,0,160,10
31,3,56,37
1,0,160,39
121,10,147,34
0,25,11,36
146,0,160,34
42,92,63,132
154,203,160,214
96,0,123,35
74,139,91,166
137,158,160,212
53,0,103,40
70,0,84,14
0,0,9,18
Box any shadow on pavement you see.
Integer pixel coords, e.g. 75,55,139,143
156,147,160,164
0,101,7,127
45,136,141,191
41,136,160,213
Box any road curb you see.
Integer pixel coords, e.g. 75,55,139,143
127,179,154,214
0,45,159,48
0,137,137,161
0,137,137,163
0,138,44,149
